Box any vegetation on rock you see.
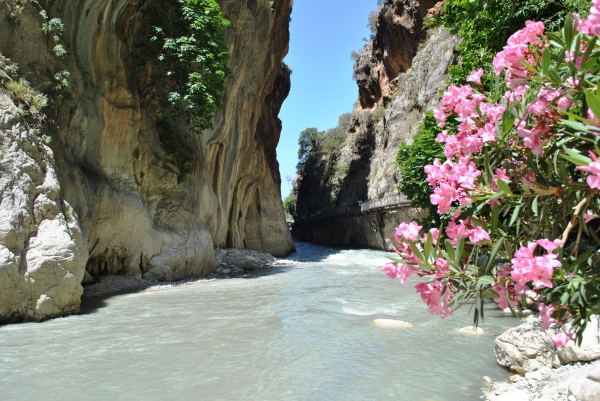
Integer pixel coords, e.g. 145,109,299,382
141,0,230,179
395,111,444,228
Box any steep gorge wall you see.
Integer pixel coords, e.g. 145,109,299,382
293,0,458,249
0,0,294,323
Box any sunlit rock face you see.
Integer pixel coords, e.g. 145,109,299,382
354,0,441,108
0,0,293,322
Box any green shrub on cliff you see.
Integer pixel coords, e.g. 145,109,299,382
396,111,444,228
438,0,591,87
141,0,230,180
149,0,231,132
283,191,294,214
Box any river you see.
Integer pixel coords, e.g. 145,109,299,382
0,242,519,400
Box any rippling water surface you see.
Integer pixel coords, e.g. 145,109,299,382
0,242,520,400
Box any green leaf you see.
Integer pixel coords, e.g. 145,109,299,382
484,288,501,299
520,57,538,74
424,230,434,263
478,275,495,286
547,32,565,47
562,148,593,166
542,48,551,76
548,68,562,84
485,238,505,273
564,13,574,49
496,179,512,195
585,89,600,122
509,204,521,227
409,241,425,262
561,119,594,133
532,196,538,215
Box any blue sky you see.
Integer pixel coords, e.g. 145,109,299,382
277,0,378,199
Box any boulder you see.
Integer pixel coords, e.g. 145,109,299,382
569,377,600,401
236,256,260,271
372,319,413,328
494,319,559,374
558,315,600,364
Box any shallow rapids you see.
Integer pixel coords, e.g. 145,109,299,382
0,242,519,400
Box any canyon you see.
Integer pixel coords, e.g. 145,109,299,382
0,0,293,323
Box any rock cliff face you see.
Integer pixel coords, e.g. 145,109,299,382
293,0,457,249
0,0,294,323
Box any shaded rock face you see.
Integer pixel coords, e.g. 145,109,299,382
0,0,293,322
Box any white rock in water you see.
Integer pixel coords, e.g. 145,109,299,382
372,319,413,328
482,376,493,384
456,326,484,334
558,315,600,364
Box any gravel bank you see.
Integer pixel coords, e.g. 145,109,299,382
485,359,600,400
82,248,297,299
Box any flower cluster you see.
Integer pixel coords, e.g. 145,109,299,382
577,0,600,36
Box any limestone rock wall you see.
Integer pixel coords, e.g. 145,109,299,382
0,0,293,322
0,94,87,323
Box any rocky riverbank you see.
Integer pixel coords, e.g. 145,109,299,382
485,360,600,401
484,316,600,401
82,249,297,299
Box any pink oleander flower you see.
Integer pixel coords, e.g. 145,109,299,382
576,152,600,189
578,1,600,36
492,265,519,309
395,221,423,241
536,239,564,254
493,21,544,87
434,258,449,277
551,329,575,348
415,281,453,318
466,68,484,85
585,210,597,223
382,262,420,284
538,303,557,330
511,241,561,294
493,285,519,310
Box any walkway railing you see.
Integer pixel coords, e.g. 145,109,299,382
293,193,413,223
360,193,411,212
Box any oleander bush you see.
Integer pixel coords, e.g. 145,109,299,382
384,3,600,346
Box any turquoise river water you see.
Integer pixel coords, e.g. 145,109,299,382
0,242,520,400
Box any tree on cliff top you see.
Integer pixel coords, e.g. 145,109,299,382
297,127,322,168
